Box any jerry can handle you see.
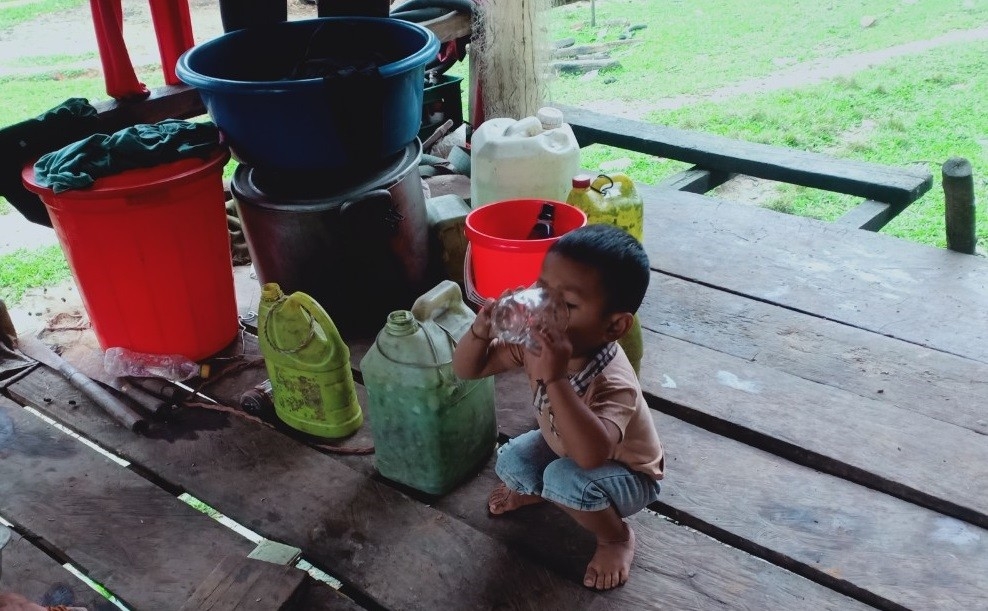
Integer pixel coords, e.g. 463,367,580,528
411,280,466,321
263,301,317,354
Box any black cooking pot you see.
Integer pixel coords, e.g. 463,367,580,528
233,140,435,337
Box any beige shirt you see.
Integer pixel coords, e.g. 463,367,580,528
501,341,665,480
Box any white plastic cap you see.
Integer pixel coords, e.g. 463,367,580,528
537,107,564,130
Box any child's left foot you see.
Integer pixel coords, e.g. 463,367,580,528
583,523,635,590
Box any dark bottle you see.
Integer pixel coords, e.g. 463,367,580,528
527,202,556,239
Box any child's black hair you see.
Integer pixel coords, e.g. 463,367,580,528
548,224,650,314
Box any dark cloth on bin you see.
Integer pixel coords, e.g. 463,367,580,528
0,98,100,226
33,120,221,193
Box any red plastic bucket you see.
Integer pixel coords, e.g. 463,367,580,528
464,199,587,299
21,149,239,360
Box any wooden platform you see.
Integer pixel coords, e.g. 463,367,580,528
2,188,986,610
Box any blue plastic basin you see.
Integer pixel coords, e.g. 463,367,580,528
177,17,438,173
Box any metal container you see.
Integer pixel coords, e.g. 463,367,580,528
233,140,434,337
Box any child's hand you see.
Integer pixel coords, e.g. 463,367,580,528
470,297,496,341
527,325,572,384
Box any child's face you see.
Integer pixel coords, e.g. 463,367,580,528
537,252,624,358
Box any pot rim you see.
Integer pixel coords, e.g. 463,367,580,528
232,139,423,211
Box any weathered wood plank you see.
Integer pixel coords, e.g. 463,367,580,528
641,273,988,436
9,369,873,611
835,199,907,231
0,529,108,610
654,166,732,194
94,84,205,127
8,368,604,611
639,186,988,363
651,412,988,611
562,105,932,206
180,556,307,611
435,464,874,611
636,325,988,528
419,11,472,44
0,395,255,610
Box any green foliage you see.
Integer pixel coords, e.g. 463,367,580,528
0,0,85,30
0,245,71,304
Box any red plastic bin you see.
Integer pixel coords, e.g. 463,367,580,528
465,199,587,300
21,149,238,360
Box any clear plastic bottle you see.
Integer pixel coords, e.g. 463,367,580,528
103,347,206,381
490,286,569,351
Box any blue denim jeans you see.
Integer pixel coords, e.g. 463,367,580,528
495,429,661,518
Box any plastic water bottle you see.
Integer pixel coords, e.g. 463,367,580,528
490,286,569,351
103,347,206,381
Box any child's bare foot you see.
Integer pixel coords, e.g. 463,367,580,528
487,482,544,516
583,523,635,590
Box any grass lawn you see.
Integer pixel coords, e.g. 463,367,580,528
1,0,985,306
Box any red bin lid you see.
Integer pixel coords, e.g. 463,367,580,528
21,147,229,199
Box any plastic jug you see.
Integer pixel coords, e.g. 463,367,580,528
257,283,363,439
470,107,581,208
360,281,497,495
566,173,644,242
566,174,646,374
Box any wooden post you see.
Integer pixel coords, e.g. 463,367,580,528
942,157,977,254
317,0,389,18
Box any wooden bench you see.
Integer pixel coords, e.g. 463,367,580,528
559,104,934,231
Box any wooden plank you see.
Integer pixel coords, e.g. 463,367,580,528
638,186,988,363
654,166,732,194
180,556,307,611
434,464,873,611
562,105,932,206
297,582,364,611
9,371,873,611
636,324,988,528
8,368,605,611
835,199,908,231
0,395,255,609
651,412,988,611
419,11,472,44
0,529,107,610
642,273,988,436
94,84,206,127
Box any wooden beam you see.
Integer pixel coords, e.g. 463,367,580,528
835,198,908,231
561,104,933,207
654,166,732,194
420,11,472,43
942,157,977,254
94,84,205,127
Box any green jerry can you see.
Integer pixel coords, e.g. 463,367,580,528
360,281,497,495
257,283,363,439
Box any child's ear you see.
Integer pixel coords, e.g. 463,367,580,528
604,312,634,342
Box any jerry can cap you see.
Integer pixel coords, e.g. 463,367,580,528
572,174,592,188
537,107,563,130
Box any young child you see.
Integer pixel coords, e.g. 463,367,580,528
453,224,664,591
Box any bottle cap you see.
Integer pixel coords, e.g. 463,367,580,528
537,107,563,130
572,174,592,188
